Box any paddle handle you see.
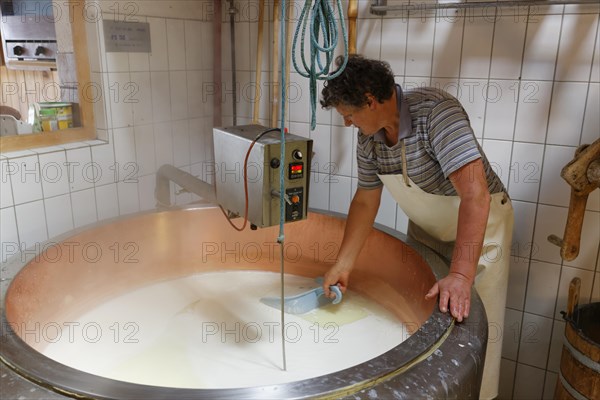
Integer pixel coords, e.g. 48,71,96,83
315,277,343,304
329,285,343,304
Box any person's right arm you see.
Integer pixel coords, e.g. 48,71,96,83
323,186,383,297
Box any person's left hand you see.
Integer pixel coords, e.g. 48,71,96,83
425,272,472,322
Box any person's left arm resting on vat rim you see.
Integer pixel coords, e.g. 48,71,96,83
424,158,491,322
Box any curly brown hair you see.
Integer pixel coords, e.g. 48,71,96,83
320,54,396,109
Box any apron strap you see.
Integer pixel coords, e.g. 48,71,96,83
401,139,410,187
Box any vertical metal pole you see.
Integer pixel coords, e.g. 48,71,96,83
213,0,222,127
271,0,281,128
253,0,265,123
284,0,294,124
278,0,288,373
279,242,286,371
228,0,237,125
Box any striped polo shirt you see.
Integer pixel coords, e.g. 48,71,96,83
357,85,505,195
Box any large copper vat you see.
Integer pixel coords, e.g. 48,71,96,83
0,206,487,399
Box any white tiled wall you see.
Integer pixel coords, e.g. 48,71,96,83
0,1,214,262
0,1,599,399
224,2,600,399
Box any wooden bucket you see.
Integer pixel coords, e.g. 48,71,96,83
555,278,600,399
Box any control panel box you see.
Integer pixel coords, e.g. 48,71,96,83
213,124,312,228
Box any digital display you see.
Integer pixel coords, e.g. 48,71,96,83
289,162,304,179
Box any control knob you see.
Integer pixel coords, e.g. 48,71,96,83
13,46,24,56
292,149,303,160
35,46,46,56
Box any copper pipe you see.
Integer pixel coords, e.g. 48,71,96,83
348,0,358,54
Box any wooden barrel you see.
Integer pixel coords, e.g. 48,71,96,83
555,278,600,400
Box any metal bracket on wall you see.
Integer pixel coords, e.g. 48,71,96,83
370,0,599,14
371,0,388,16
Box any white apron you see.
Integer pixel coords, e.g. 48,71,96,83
377,142,514,400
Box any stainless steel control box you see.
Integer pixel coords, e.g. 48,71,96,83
213,124,312,228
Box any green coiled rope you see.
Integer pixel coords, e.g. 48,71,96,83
292,0,349,130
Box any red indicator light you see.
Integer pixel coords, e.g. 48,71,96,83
289,163,304,179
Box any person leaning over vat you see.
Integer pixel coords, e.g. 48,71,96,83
319,54,514,400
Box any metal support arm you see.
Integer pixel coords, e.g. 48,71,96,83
155,164,216,209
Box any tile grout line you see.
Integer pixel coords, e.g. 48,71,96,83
480,7,499,146
508,5,543,397
577,15,600,147
535,7,568,392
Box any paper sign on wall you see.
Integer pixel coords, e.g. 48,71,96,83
103,20,151,53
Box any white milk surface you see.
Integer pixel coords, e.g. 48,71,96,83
43,271,409,389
